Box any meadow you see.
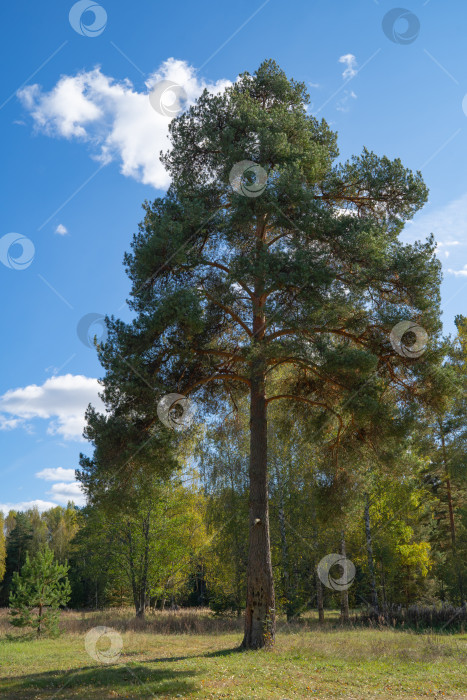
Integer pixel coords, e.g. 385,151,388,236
1,608,466,699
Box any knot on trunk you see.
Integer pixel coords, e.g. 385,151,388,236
254,518,262,526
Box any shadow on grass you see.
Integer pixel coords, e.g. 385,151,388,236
1,663,197,699
1,646,244,698
146,645,243,664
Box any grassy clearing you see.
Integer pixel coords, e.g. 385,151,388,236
0,609,466,699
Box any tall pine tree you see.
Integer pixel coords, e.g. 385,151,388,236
89,60,441,648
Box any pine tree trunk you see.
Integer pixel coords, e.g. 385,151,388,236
364,493,379,612
340,533,350,623
242,364,275,649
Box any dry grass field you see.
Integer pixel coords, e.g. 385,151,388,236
0,608,466,699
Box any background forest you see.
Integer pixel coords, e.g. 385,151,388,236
2,315,466,623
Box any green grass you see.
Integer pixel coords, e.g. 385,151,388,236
0,609,466,699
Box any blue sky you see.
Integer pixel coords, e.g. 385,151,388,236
1,0,467,512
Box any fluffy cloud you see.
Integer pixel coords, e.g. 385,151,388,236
55,224,68,235
447,264,467,277
0,374,104,440
18,59,231,190
47,481,86,506
339,54,358,80
35,467,76,481
0,499,58,514
0,469,87,514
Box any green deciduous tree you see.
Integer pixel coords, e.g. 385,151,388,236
91,60,441,647
72,474,207,616
198,415,249,615
9,545,71,637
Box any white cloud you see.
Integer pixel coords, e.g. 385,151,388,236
0,468,86,514
447,264,467,277
0,499,58,514
18,59,231,190
0,416,24,431
36,467,76,482
47,481,86,506
55,224,68,235
0,374,104,440
339,54,358,80
20,76,103,138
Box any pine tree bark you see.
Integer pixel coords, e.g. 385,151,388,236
242,362,275,648
364,493,379,612
242,223,275,649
